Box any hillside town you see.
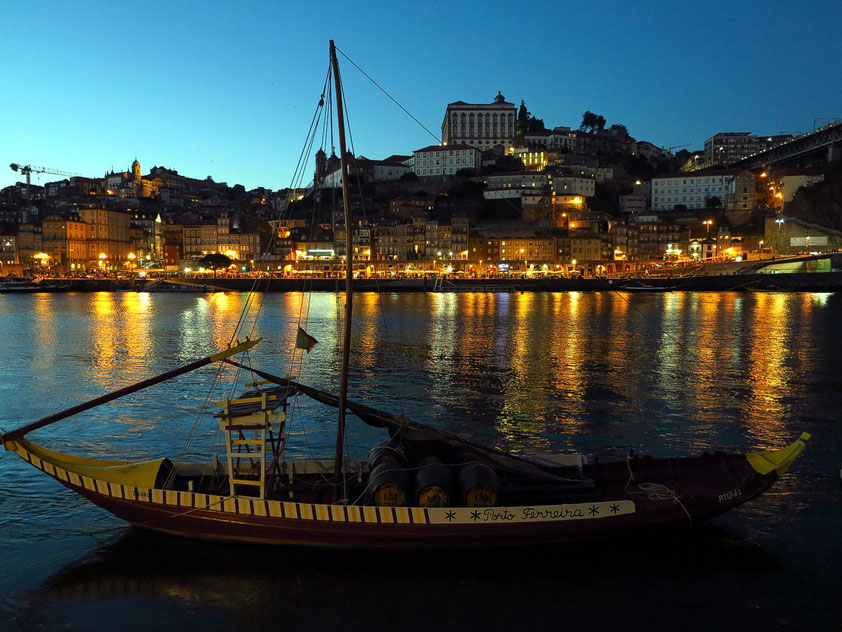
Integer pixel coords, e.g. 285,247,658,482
2,95,840,279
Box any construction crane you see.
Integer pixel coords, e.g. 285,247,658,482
10,163,81,199
665,143,691,154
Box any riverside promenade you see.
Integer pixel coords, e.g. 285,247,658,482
25,271,842,293
14,253,841,293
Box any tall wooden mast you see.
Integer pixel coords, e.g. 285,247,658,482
330,40,354,495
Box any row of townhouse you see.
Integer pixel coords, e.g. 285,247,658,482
21,208,136,273
467,235,613,267
178,216,264,265
285,211,696,268
300,217,471,263
7,207,269,273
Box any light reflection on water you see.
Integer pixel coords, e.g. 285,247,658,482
0,290,840,629
2,291,838,454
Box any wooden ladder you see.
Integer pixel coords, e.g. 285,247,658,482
217,388,286,499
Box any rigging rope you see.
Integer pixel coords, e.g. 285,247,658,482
170,62,336,471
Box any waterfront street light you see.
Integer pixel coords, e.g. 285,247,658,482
703,219,713,234
775,218,785,254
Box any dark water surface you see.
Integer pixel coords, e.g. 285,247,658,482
0,291,840,631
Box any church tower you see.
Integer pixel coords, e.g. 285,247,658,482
131,158,141,181
315,149,327,185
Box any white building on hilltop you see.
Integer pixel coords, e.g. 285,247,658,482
441,92,516,150
651,171,736,211
412,144,481,178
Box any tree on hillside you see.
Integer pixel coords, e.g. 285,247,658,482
609,123,629,136
490,154,524,173
623,154,655,180
705,196,722,209
517,101,546,137
447,177,485,198
527,116,546,133
580,111,606,132
517,101,529,136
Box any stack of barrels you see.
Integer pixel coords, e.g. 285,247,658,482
366,444,499,508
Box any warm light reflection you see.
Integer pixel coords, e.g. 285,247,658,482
22,291,826,461
741,293,794,445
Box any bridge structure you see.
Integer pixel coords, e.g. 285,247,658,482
730,121,842,171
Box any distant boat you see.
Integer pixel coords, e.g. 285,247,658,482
0,41,810,548
619,281,678,291
140,280,214,293
0,277,62,293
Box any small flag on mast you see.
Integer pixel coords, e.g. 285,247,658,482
295,327,318,353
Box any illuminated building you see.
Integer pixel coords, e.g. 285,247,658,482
651,171,736,211
41,213,88,272
412,144,481,178
441,92,516,150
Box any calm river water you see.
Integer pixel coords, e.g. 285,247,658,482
0,290,840,631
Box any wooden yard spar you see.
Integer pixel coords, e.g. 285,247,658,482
1,338,260,444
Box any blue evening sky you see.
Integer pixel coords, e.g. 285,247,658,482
2,0,840,192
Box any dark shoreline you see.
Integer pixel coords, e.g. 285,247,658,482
7,271,842,293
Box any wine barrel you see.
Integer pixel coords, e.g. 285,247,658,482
457,462,499,507
414,461,454,508
368,462,410,507
367,443,404,469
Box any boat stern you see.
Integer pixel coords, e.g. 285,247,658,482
746,432,811,477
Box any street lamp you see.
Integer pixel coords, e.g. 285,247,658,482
775,218,785,254
703,219,713,234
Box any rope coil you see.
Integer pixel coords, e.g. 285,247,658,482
625,456,693,525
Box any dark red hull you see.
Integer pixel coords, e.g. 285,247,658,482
7,436,792,548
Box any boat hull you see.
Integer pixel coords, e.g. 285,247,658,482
6,438,800,548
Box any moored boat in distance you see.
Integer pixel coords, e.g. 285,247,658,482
0,277,65,293
617,281,679,291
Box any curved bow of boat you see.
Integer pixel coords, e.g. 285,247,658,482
4,437,172,489
746,432,811,477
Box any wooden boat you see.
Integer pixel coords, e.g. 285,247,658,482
619,280,679,291
1,42,810,548
0,277,62,293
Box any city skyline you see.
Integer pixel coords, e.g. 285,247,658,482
2,0,840,193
